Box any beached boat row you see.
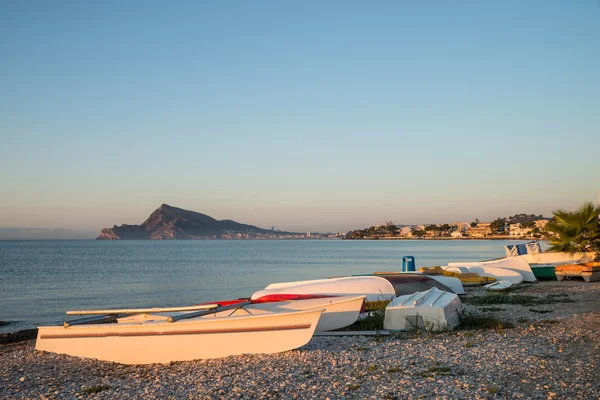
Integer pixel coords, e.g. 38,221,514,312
36,273,466,364
35,246,597,365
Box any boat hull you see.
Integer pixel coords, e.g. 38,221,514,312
448,258,536,282
36,308,323,364
517,252,597,265
446,266,524,284
530,265,557,281
419,267,494,287
219,296,365,332
362,272,464,294
256,275,454,303
555,262,600,282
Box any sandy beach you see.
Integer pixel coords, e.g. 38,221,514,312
1,281,599,399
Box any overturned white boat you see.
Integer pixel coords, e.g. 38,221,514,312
36,302,324,364
448,257,536,282
357,272,464,295
255,274,458,303
383,288,463,331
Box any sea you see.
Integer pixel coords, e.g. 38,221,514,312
0,239,533,333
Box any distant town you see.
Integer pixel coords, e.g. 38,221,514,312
343,214,550,240
220,213,552,240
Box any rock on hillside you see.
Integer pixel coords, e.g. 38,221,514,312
97,204,275,240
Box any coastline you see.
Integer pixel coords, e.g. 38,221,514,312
343,237,540,241
2,281,599,399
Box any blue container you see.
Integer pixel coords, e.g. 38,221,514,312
402,256,416,272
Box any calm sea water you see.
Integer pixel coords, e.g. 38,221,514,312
0,239,530,332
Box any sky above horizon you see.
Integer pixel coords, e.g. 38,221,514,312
1,1,599,236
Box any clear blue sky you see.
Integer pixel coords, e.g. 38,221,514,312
1,1,599,235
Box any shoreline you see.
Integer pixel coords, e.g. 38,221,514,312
343,237,541,241
2,281,599,399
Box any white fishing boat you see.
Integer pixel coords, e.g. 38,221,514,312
255,274,457,303
36,303,323,364
448,257,536,282
383,288,463,331
445,266,524,284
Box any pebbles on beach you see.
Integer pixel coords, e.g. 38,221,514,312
1,281,599,399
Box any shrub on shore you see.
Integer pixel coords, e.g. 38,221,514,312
545,202,600,254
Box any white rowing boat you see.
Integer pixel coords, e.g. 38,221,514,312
36,303,323,364
119,295,365,333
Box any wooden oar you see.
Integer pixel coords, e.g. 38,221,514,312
63,314,123,328
66,304,219,316
167,301,251,323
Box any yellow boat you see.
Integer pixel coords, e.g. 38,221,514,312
419,266,496,286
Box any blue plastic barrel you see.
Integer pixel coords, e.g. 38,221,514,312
402,256,416,272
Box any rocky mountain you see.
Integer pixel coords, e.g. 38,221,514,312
97,204,277,240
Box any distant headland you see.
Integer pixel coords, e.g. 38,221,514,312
97,204,323,240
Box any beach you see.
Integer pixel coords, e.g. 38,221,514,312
2,281,598,399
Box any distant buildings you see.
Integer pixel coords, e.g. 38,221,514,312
400,227,413,236
535,220,549,229
467,222,492,238
452,222,470,232
451,230,463,238
508,224,532,237
343,216,551,240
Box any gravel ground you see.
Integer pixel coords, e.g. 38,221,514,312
1,281,599,399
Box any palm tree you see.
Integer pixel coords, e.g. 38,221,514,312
544,202,600,253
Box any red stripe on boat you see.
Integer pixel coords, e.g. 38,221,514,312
251,294,338,303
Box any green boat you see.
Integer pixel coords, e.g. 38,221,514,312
530,264,557,281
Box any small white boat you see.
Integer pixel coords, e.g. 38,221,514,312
448,258,536,282
484,280,513,291
445,266,524,284
517,251,597,265
247,295,365,332
383,288,463,331
257,276,396,302
36,303,323,364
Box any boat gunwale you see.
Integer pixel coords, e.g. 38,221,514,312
38,323,313,339
44,308,325,330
